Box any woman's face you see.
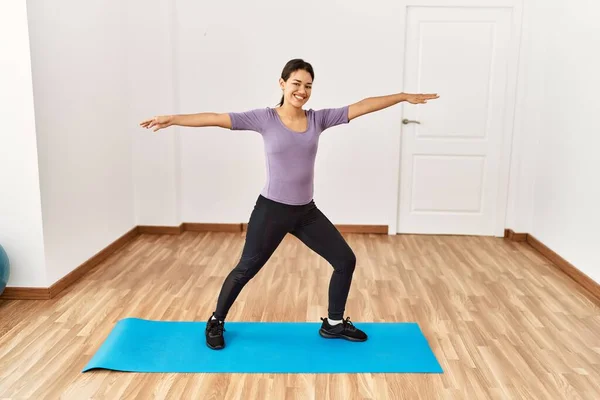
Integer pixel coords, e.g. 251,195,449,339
280,69,313,108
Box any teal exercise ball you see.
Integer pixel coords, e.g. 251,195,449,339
0,244,9,295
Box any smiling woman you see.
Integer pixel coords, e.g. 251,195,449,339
139,58,439,351
277,59,314,108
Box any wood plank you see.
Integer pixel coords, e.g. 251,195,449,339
183,223,243,232
49,227,140,298
1,233,599,398
527,233,600,306
241,223,387,234
336,225,388,234
138,225,183,235
0,287,50,300
503,229,528,242
0,227,139,300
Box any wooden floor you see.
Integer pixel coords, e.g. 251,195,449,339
1,231,599,399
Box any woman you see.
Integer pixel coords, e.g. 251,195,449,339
141,59,439,350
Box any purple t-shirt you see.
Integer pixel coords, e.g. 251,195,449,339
229,106,349,205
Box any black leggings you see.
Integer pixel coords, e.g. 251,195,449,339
213,195,356,321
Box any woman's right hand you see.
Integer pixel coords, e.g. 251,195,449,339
140,115,174,132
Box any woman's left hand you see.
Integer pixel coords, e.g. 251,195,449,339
405,93,440,104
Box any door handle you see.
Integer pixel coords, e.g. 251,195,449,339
402,119,420,124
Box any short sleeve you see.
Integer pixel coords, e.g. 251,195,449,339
228,108,268,132
315,106,349,132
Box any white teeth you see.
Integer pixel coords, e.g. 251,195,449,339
294,95,305,100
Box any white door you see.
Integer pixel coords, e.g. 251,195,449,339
397,6,517,236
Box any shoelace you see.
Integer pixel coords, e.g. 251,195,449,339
342,317,357,331
321,317,358,331
209,321,226,336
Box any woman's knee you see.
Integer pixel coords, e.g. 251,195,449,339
232,254,265,282
335,250,356,273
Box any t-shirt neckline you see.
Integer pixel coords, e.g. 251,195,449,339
271,107,310,134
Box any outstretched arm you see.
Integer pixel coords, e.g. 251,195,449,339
348,92,439,121
140,113,232,132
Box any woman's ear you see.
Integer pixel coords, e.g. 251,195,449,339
279,78,285,91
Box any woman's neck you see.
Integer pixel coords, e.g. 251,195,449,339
278,103,305,119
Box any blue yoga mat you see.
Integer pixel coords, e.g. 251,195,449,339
83,318,442,373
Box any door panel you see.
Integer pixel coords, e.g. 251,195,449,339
398,6,514,235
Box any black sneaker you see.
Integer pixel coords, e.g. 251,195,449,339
205,315,226,350
319,317,367,342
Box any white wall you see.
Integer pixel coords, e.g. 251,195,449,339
6,0,596,288
131,0,404,227
0,1,47,287
127,0,181,227
509,0,600,283
505,0,543,233
529,0,600,283
26,0,135,286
